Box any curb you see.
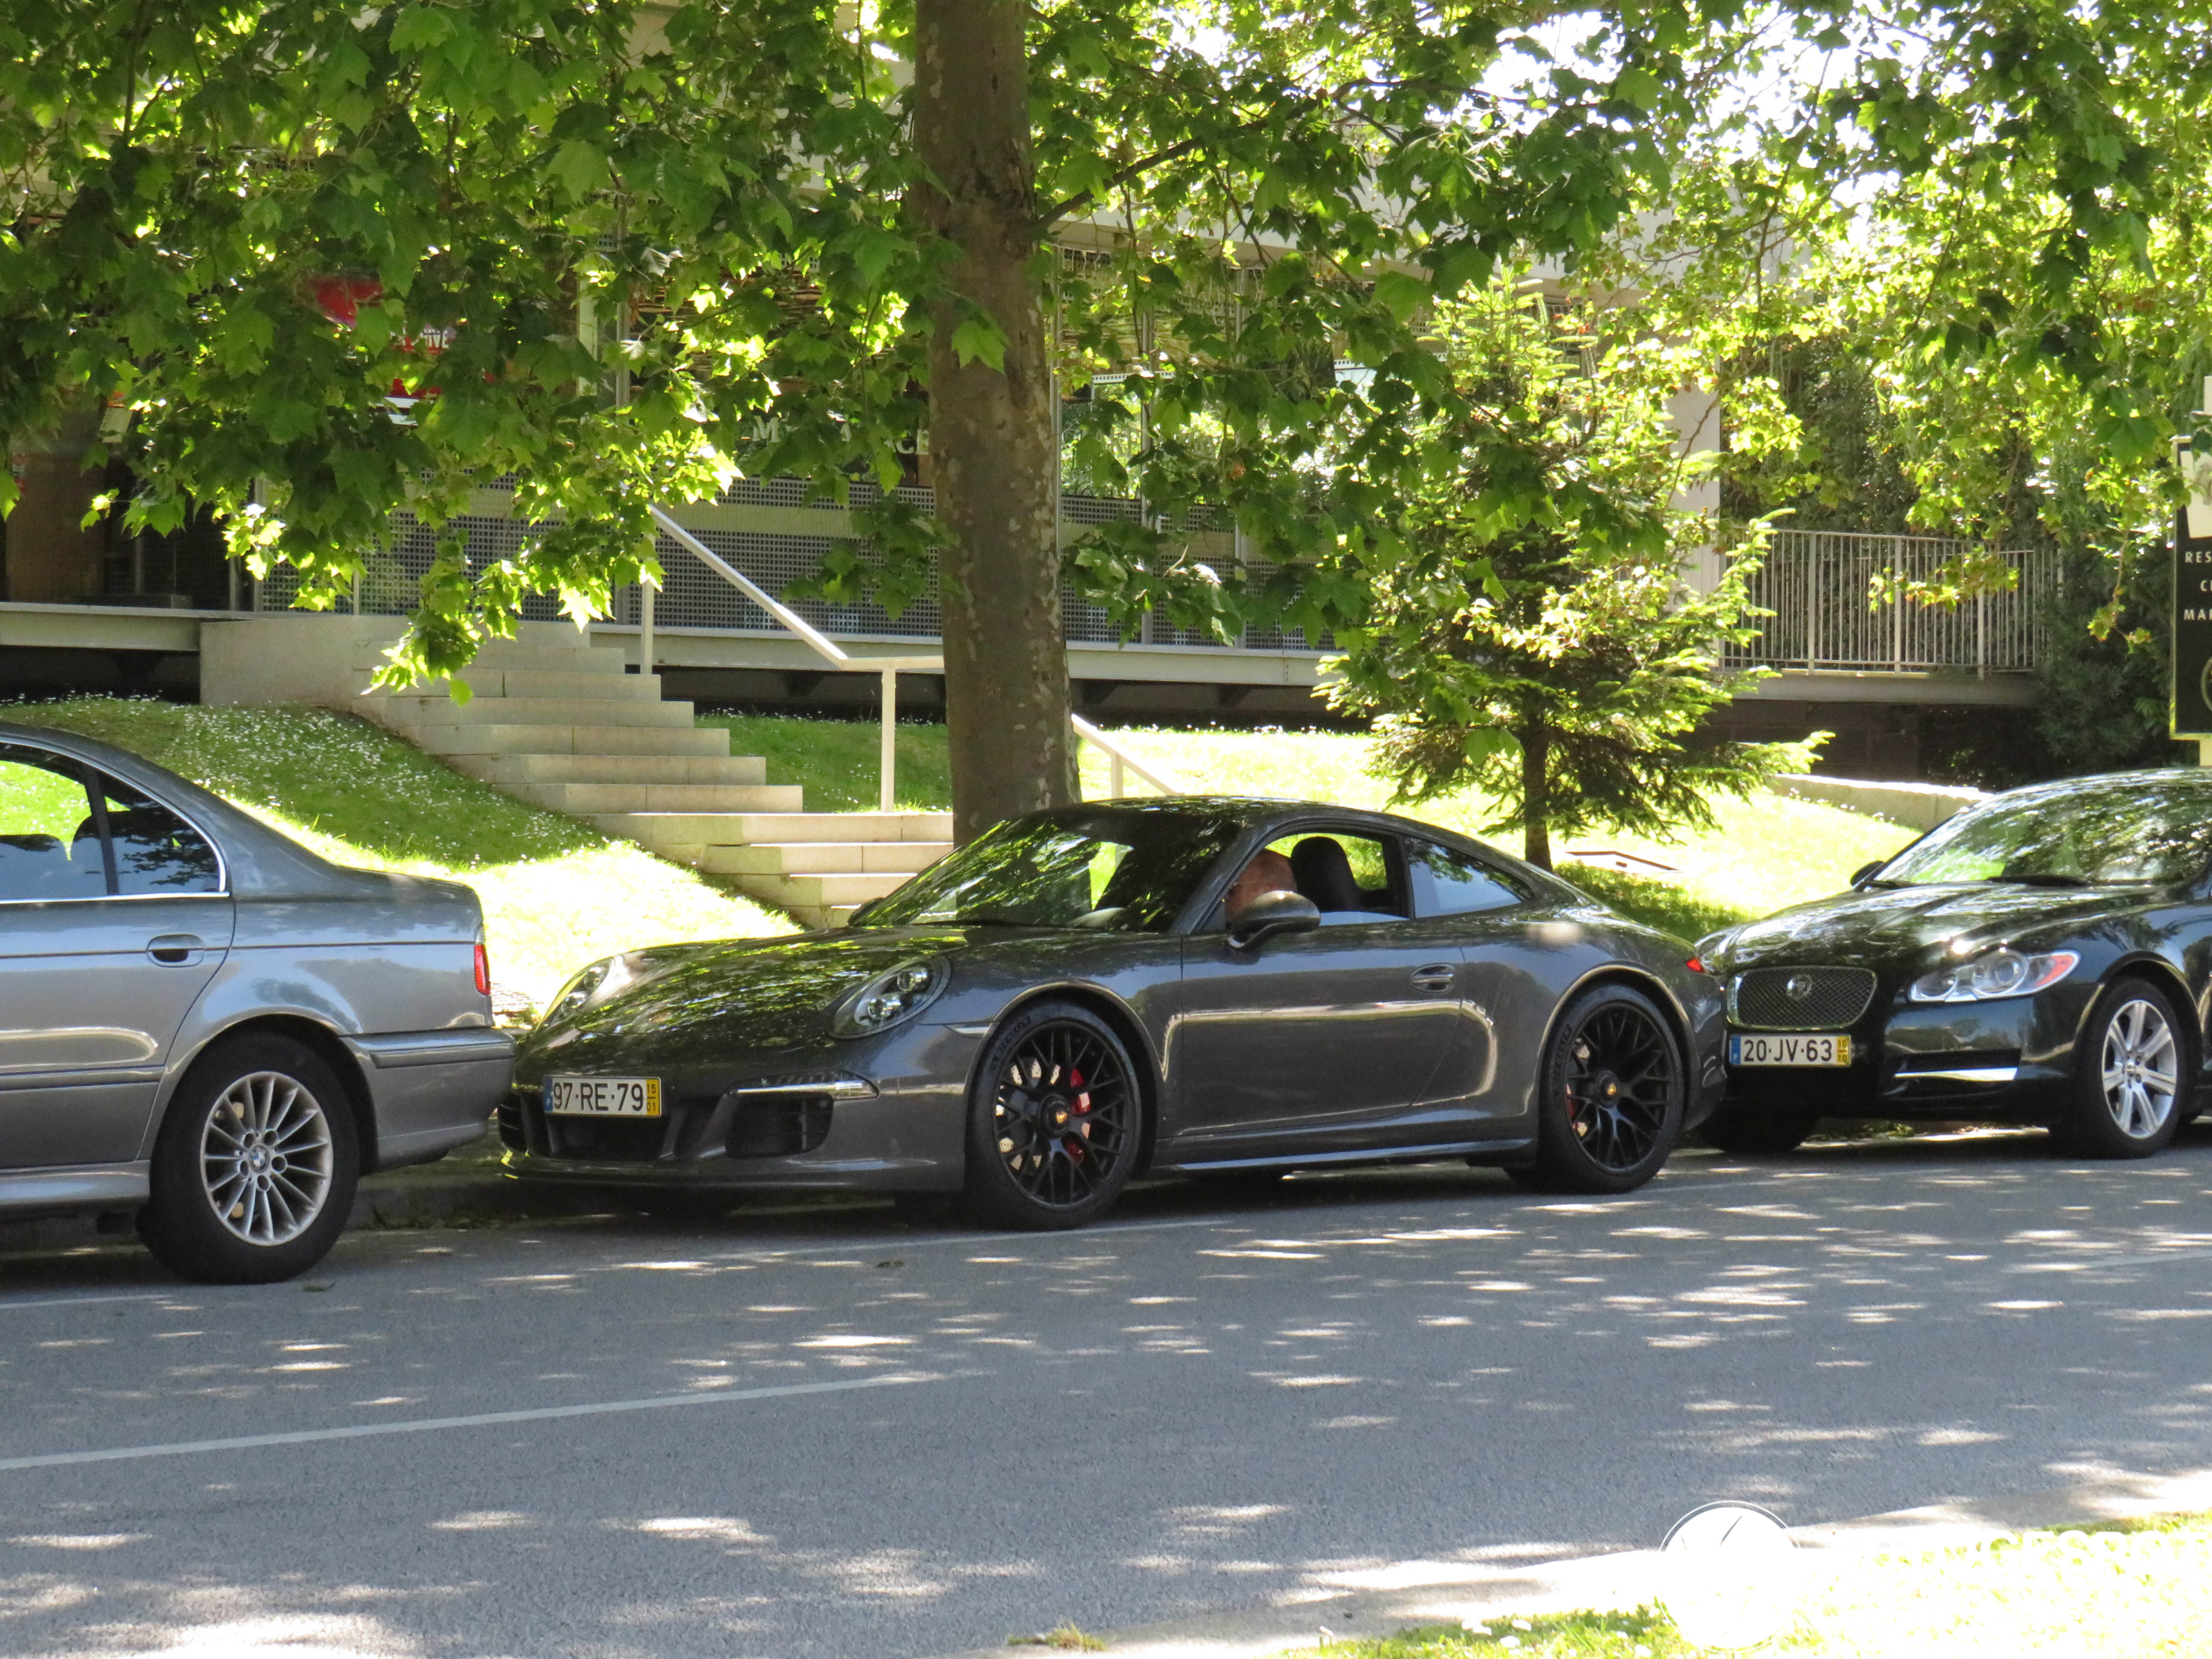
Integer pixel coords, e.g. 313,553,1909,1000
344,1170,607,1229
921,1465,2212,1658
1768,772,1989,833
0,1166,601,1257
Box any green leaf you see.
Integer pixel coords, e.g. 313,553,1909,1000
549,138,608,200
1613,68,1663,111
388,5,454,53
837,223,903,288
949,313,1007,371
1373,271,1430,324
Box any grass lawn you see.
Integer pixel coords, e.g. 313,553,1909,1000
8,698,793,1009
709,716,1913,940
1305,1513,2212,1657
698,712,954,813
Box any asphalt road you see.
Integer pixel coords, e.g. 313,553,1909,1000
6,1128,2212,1659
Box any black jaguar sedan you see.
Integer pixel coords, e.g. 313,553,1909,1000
501,798,1724,1229
1696,768,2212,1157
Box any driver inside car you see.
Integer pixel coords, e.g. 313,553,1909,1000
1222,847,1298,920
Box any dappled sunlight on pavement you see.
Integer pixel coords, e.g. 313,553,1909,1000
3,1125,2212,1656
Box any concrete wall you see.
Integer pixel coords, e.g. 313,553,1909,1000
199,615,407,707
1769,772,1990,832
199,615,611,709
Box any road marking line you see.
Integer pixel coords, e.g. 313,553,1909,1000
727,1212,1241,1260
0,1372,935,1474
0,1293,173,1313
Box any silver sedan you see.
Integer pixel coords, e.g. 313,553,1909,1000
0,723,513,1282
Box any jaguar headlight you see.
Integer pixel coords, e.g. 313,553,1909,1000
1909,948,2079,1004
833,957,948,1038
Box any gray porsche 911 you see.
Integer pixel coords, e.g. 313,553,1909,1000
502,798,1725,1228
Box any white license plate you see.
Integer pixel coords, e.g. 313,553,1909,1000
1730,1033,1851,1068
545,1075,663,1117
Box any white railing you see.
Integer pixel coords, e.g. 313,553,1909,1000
649,506,1185,810
1726,530,2053,675
1071,713,1184,798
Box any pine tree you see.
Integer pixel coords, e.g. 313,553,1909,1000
1330,282,1820,870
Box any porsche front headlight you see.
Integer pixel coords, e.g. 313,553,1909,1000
543,959,613,1024
833,958,948,1037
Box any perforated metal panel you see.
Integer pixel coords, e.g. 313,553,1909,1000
252,477,1327,659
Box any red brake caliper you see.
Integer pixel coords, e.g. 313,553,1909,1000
1069,1066,1089,1161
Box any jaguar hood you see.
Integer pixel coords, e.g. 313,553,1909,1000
1716,882,2134,970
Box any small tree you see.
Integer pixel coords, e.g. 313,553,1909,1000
1328,281,1819,871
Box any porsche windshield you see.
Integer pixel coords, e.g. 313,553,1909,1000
861,809,1242,932
1874,777,2212,888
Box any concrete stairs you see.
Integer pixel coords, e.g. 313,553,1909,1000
359,623,951,927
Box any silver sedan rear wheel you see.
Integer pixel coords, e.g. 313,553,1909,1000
140,1035,360,1284
202,1071,337,1246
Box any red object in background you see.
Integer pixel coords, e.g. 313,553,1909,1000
310,273,448,400
311,273,383,327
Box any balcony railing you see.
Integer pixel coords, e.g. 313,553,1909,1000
1724,529,2050,676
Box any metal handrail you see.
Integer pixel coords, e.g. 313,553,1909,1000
648,504,1184,812
651,505,940,812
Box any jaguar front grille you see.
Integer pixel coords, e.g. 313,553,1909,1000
1730,966,1878,1030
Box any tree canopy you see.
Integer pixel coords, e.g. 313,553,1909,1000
5,0,2207,826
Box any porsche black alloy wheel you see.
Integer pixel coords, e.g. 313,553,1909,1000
1528,984,1684,1193
963,1001,1140,1230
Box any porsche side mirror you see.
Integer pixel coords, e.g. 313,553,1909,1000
1229,890,1320,950
1848,860,1885,889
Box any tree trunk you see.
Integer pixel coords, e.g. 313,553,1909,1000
912,0,1073,845
1519,720,1553,870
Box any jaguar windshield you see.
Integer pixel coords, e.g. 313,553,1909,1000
860,807,1242,933
1871,776,2212,889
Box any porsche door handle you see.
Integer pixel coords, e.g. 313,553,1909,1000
1409,964,1456,992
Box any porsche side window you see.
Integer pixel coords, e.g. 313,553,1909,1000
1411,842,1525,916
0,746,105,902
96,779,221,896
864,810,1239,932
1261,832,1409,923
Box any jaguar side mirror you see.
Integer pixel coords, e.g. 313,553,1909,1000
1848,860,1885,889
1229,890,1320,950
